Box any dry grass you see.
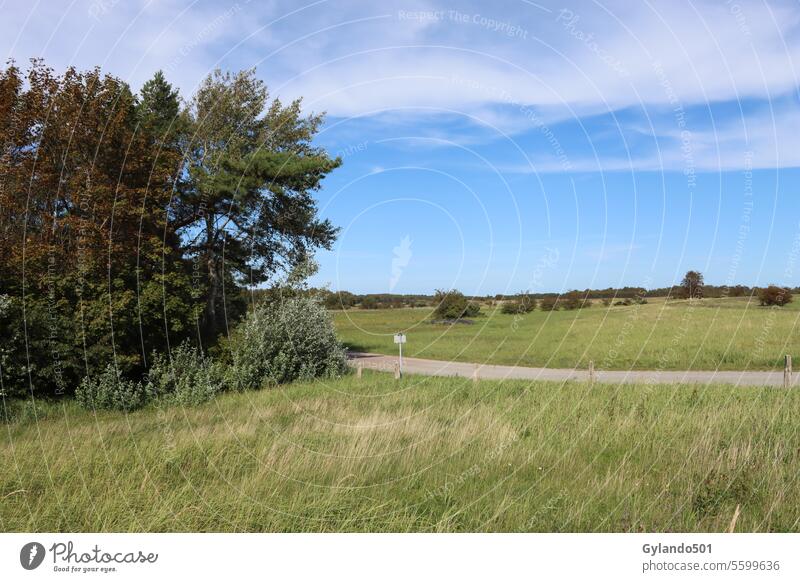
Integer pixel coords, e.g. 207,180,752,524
2,372,799,532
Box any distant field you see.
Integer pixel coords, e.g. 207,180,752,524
334,297,800,371
2,372,799,532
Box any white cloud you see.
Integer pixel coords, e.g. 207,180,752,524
2,0,798,170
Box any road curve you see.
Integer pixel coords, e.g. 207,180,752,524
347,352,798,387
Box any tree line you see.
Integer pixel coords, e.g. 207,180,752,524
0,60,340,399
322,271,794,312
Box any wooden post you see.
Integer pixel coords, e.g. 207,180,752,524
784,355,792,388
472,365,480,384
394,362,401,380
356,362,363,379
588,360,595,386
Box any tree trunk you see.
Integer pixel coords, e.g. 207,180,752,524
205,213,218,333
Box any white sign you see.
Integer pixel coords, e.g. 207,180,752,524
394,334,406,344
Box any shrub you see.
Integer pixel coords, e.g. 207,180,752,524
759,285,793,307
601,297,612,307
501,294,537,315
501,301,518,314
561,291,591,310
223,295,347,390
146,342,220,405
432,289,480,320
75,364,149,411
539,296,559,311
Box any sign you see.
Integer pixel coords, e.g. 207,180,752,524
394,334,406,344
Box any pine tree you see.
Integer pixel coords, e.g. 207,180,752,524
176,69,340,336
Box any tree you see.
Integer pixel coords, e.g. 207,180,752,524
0,62,195,397
758,285,792,307
175,69,340,337
681,270,704,299
137,70,182,143
432,289,480,320
323,290,356,310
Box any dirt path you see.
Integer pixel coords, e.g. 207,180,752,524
347,352,797,387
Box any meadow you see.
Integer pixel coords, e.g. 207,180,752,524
2,372,799,532
334,297,800,371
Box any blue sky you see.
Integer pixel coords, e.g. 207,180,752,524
3,0,800,294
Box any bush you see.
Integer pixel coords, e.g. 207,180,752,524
146,342,220,405
501,294,537,315
500,301,518,314
432,289,480,320
539,296,559,311
601,297,612,307
75,364,149,411
561,291,591,310
223,295,347,390
759,285,793,307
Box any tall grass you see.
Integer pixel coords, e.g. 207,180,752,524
334,297,800,370
2,372,798,532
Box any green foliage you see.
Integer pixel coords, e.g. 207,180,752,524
539,296,559,311
137,70,183,142
360,296,381,310
323,290,356,310
146,343,220,406
682,270,704,299
75,365,149,412
0,62,338,400
178,68,340,336
0,63,197,399
758,285,792,307
222,295,347,390
0,294,73,399
501,293,537,315
432,289,480,320
560,291,591,310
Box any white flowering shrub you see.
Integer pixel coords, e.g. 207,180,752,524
224,295,347,390
75,364,149,411
146,342,220,405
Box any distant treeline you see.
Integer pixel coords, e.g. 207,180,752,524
308,284,797,310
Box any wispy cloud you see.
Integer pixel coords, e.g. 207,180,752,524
3,0,798,170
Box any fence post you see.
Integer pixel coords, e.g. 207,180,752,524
394,362,401,380
473,365,480,384
784,355,792,388
356,362,363,379
589,360,595,386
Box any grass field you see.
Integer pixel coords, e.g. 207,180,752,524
334,297,800,371
2,372,799,532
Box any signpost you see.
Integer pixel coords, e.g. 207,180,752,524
394,333,406,378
